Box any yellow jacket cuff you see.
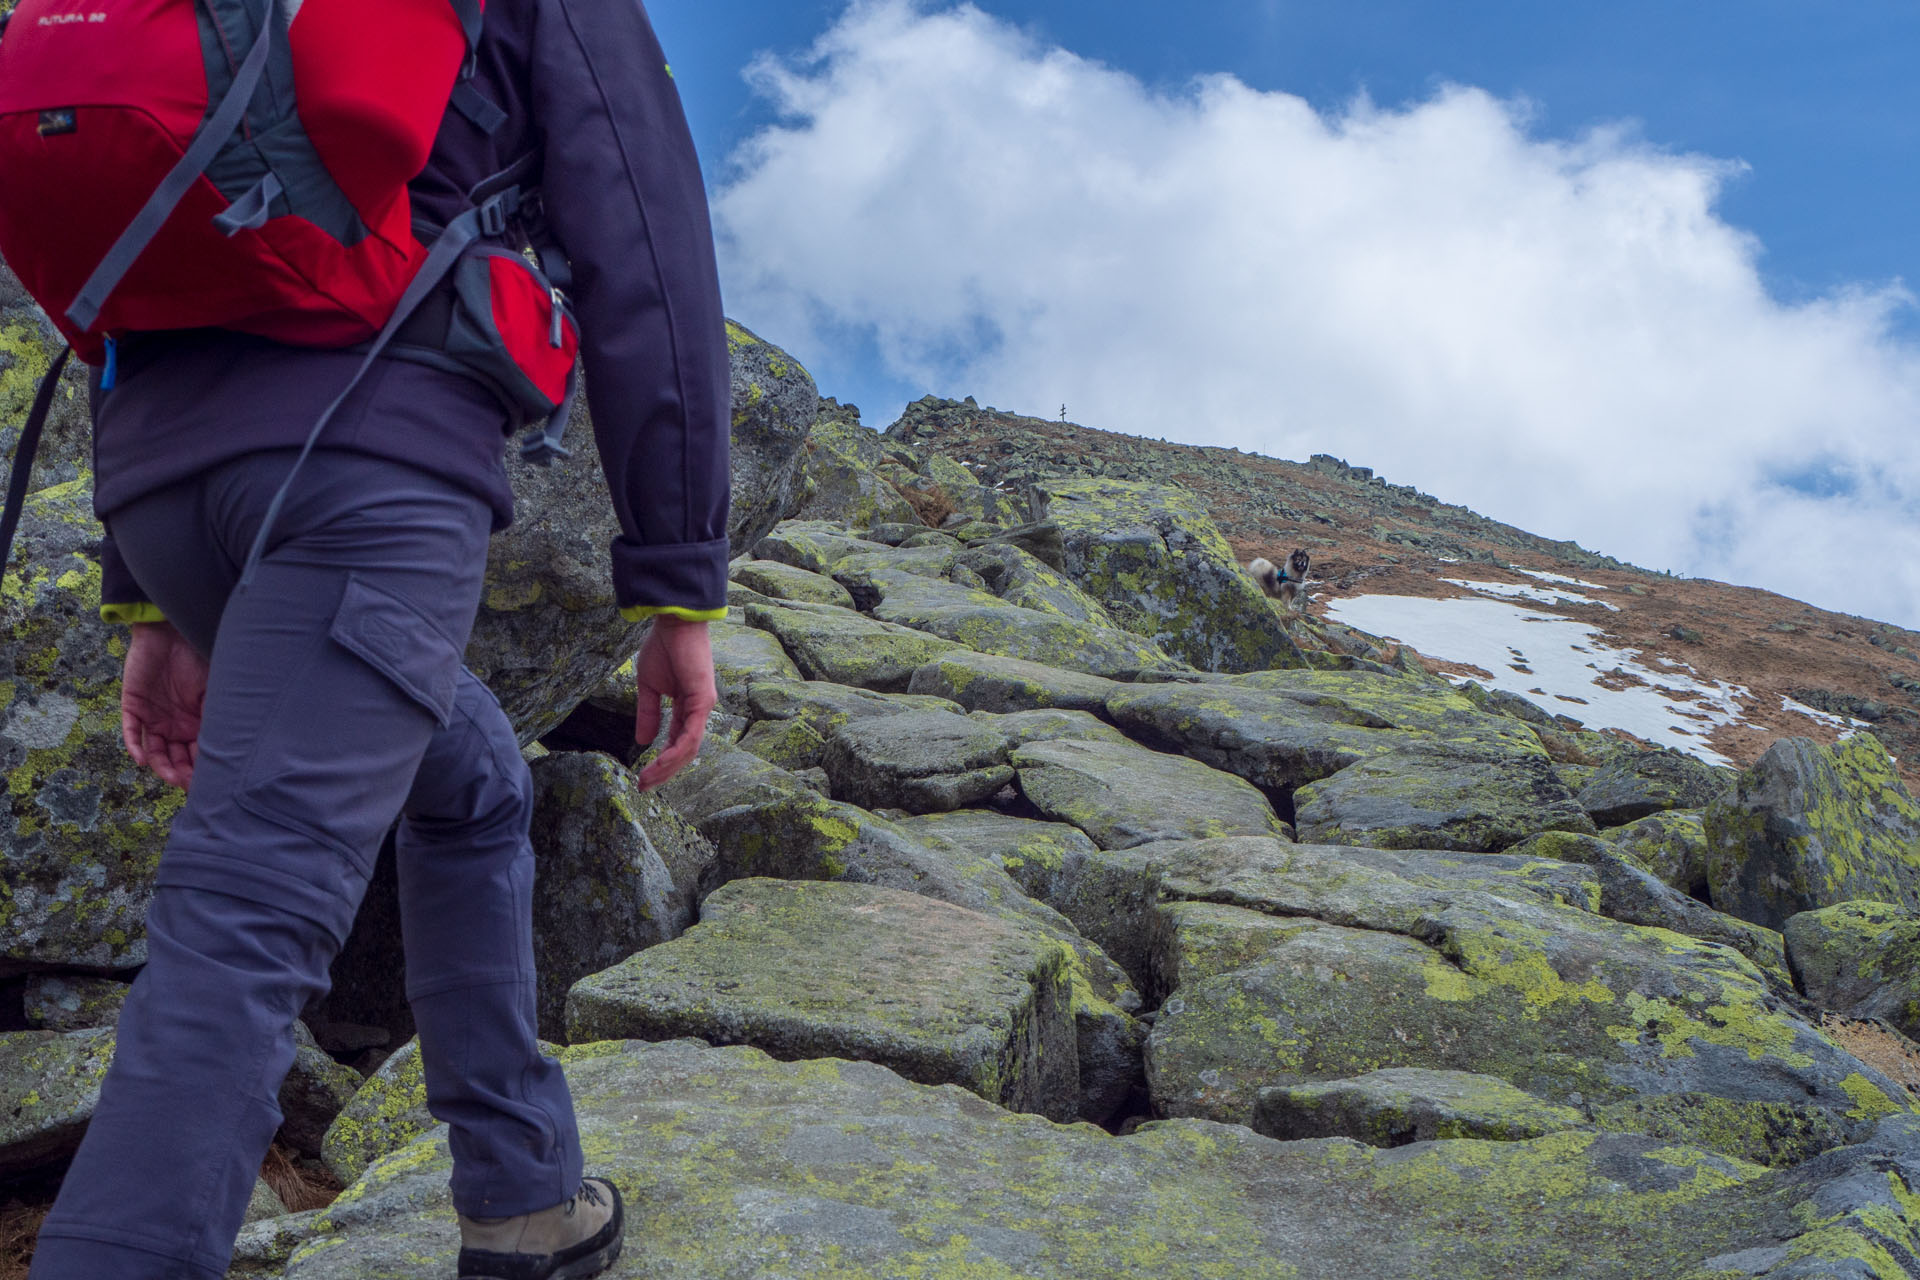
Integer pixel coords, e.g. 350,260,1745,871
100,603,168,625
619,605,726,624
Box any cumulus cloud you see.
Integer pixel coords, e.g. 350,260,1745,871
712,0,1920,627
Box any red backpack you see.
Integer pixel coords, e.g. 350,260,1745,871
0,0,581,581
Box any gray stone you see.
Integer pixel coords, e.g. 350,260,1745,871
723,321,818,555
891,809,1101,910
1293,747,1595,852
751,521,881,575
566,878,1082,1120
0,259,91,491
729,559,857,609
1782,901,1920,1039
1603,808,1711,896
322,1039,431,1188
1012,736,1289,850
1705,733,1920,930
908,649,1120,715
819,708,1014,814
528,752,709,1040
280,1021,365,1157
1033,477,1305,673
951,542,1118,626
23,974,129,1032
1253,1068,1587,1146
709,621,803,716
0,482,178,969
276,1039,1920,1280
1576,748,1734,826
744,601,960,692
0,1026,112,1175
789,413,919,528
970,708,1131,748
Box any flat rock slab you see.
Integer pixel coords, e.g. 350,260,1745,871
1293,746,1595,852
1254,1068,1587,1146
1142,889,1907,1166
909,649,1120,715
819,707,1014,813
1706,733,1920,930
863,568,1173,678
730,559,857,609
751,521,881,575
0,1027,113,1176
745,602,960,692
1013,736,1288,851
973,708,1130,748
894,809,1101,908
23,975,129,1032
1106,671,1543,793
952,542,1117,624
1783,901,1920,1041
566,878,1081,1120
278,1039,1920,1280
708,622,802,716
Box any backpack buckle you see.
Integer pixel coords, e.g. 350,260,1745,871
475,187,519,237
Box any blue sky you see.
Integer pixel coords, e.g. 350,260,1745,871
648,1,1920,625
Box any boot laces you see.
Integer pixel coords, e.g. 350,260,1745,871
567,1181,609,1216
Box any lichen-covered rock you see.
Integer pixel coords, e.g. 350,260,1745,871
1782,901,1920,1040
466,418,645,745
1033,477,1305,673
1104,670,1544,793
1705,734,1920,931
0,1026,112,1175
950,542,1118,626
321,1038,430,1188
1,259,90,491
744,601,960,691
789,411,920,528
1604,808,1711,897
818,707,1014,813
1141,881,1907,1163
1012,737,1289,850
1,480,182,969
751,521,879,575
1254,1068,1587,1146
975,519,1069,572
527,752,706,1040
279,1021,365,1157
278,1038,1920,1280
972,707,1131,747
724,321,817,553
23,974,129,1032
566,878,1083,1121
1587,1092,1854,1170
729,558,857,609
858,566,1173,678
709,621,802,715
1577,748,1734,827
892,809,1101,910
917,453,1027,526
907,649,1119,715
1507,831,1790,985
1293,746,1596,852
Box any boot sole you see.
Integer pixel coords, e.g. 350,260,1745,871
458,1235,620,1280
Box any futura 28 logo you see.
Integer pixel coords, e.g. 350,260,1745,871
37,11,109,24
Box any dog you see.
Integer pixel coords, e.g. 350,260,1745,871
1248,549,1311,613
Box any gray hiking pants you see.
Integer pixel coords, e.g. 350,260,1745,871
31,449,582,1280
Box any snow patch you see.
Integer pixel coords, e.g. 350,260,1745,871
1441,576,1622,612
1326,593,1744,766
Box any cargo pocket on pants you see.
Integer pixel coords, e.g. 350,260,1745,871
234,574,465,881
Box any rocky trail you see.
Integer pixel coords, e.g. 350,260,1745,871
3,299,1920,1277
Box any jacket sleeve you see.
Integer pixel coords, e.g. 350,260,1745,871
531,0,731,622
98,532,164,624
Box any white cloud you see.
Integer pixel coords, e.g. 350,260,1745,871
712,0,1920,628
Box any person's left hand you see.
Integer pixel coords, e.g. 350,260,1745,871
633,616,717,790
121,620,208,790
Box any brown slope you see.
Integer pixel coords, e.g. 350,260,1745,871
885,396,1920,787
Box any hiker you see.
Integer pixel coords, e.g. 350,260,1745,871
11,0,729,1277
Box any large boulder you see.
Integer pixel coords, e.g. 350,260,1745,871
1292,747,1595,852
789,412,919,527
723,321,817,554
1782,901,1920,1040
1032,477,1304,674
1254,1068,1587,1146
276,1040,1920,1280
1,259,91,490
566,878,1083,1121
0,480,181,970
1575,748,1733,827
0,1026,113,1176
1012,737,1290,850
817,707,1014,813
908,649,1119,716
1705,734,1920,930
1602,808,1710,897
742,600,960,692
526,752,707,1041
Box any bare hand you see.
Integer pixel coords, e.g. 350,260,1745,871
121,620,208,790
633,616,717,790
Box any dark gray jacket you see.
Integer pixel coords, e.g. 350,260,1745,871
96,0,730,622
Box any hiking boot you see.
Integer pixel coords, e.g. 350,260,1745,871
456,1178,624,1280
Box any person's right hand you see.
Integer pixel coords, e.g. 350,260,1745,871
121,620,207,790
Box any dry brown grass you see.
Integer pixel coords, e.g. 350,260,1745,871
262,1143,342,1214
0,1199,51,1280
1821,1014,1920,1102
895,481,957,528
